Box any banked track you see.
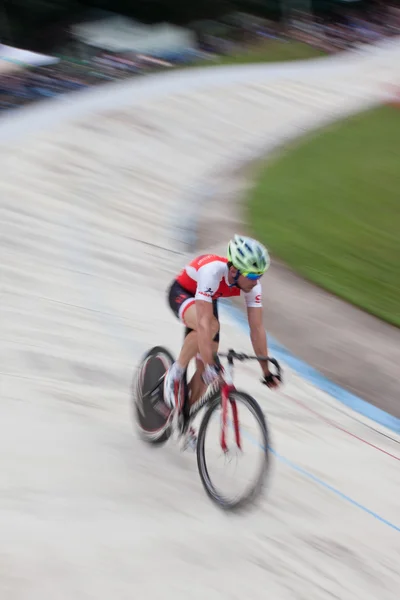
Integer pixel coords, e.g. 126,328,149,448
1,39,400,599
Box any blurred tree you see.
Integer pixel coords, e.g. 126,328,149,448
1,0,375,51
2,0,239,50
2,0,82,48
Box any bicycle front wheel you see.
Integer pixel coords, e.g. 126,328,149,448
196,390,271,511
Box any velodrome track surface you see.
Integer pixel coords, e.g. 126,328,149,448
1,39,400,599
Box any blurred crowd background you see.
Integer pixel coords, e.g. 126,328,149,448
1,1,400,114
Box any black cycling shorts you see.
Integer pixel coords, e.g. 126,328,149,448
167,279,220,343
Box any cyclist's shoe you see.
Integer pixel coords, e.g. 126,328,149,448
163,362,184,412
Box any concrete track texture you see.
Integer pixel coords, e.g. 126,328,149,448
1,38,400,599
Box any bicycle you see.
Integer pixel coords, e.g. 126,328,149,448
131,345,282,511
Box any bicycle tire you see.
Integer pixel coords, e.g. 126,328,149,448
196,390,271,511
131,345,175,445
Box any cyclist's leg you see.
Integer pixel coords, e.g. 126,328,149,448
189,340,219,406
176,303,219,370
186,301,220,406
166,280,218,409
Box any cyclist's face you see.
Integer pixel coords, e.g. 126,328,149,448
228,267,261,291
237,273,260,292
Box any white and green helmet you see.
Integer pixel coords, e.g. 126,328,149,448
227,234,270,275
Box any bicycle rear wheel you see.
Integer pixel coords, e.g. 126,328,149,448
196,390,271,510
131,345,174,445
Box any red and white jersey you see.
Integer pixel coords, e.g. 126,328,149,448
176,254,262,307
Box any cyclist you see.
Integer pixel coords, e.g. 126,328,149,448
164,234,281,412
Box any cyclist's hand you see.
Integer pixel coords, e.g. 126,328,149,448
202,364,221,386
261,371,281,389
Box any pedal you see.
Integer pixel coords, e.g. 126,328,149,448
167,408,181,442
180,427,197,453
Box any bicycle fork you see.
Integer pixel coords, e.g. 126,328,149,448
220,362,242,453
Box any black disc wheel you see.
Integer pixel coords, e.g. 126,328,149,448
131,346,175,445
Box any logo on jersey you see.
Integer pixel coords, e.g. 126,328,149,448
198,255,213,265
255,294,261,304
198,287,213,298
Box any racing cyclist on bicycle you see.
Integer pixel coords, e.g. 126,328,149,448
164,234,281,413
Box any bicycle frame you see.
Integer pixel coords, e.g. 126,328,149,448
143,348,281,453
180,360,239,453
188,351,249,453
210,350,281,453
219,354,240,453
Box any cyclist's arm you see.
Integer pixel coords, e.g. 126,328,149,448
245,285,270,377
247,307,270,376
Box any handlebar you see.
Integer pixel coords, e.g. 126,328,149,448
216,349,282,381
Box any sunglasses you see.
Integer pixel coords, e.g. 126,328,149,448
241,271,263,280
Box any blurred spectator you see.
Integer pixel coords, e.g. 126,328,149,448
1,5,399,116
